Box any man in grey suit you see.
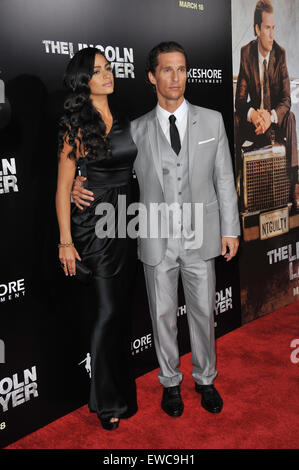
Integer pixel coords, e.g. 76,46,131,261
72,42,240,417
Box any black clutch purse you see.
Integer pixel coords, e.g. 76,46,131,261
75,259,93,284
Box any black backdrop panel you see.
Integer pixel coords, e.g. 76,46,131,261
0,0,240,447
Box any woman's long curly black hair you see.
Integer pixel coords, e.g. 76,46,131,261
58,47,112,160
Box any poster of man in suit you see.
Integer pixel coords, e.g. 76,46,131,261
232,0,299,322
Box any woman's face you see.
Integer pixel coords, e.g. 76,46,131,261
89,53,114,97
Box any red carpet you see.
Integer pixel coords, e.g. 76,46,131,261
6,301,299,449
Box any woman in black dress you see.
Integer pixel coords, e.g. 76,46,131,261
56,47,138,430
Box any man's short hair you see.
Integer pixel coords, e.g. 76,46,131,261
145,41,189,76
254,0,273,36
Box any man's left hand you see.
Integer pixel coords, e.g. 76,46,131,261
221,237,239,261
255,109,271,135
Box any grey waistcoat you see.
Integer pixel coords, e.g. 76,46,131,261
157,121,195,246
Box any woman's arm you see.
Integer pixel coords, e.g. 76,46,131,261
56,140,81,276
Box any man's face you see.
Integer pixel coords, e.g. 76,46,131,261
148,51,187,103
256,11,274,55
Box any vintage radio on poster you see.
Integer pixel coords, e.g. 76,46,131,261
239,144,294,241
242,144,290,212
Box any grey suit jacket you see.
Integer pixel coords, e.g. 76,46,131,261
131,101,240,266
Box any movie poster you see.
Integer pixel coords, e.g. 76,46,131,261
232,0,299,323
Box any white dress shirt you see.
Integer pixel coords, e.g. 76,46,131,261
156,99,188,144
247,47,278,124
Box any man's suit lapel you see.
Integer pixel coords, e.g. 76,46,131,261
188,102,198,175
187,102,207,176
268,46,276,88
252,41,261,101
147,107,164,190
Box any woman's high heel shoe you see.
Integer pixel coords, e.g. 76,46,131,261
98,416,119,431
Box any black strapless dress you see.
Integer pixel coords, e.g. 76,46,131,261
71,112,138,420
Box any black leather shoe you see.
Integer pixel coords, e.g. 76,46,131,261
161,385,184,417
195,384,223,413
98,415,119,430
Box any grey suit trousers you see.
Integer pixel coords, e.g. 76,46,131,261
143,237,217,387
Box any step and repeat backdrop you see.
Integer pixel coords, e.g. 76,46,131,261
1,0,297,447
